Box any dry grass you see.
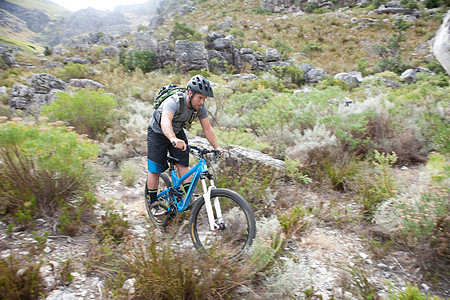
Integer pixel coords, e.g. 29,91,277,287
153,1,444,74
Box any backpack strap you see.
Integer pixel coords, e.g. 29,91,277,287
156,92,197,128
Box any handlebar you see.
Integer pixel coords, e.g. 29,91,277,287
171,142,222,159
188,145,222,159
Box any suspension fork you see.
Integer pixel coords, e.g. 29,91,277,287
200,178,223,231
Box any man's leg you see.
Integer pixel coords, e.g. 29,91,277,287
147,171,160,204
176,164,192,193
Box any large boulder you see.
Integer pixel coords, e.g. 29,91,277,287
133,31,158,51
9,74,66,111
301,63,328,84
174,40,209,71
335,72,362,88
260,0,301,13
30,74,66,94
148,15,164,29
432,10,450,75
0,47,18,67
9,85,62,111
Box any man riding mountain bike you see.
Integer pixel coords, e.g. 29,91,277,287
146,75,223,215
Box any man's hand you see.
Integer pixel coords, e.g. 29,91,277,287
215,148,225,157
171,138,187,151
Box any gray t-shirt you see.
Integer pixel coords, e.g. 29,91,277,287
149,91,208,134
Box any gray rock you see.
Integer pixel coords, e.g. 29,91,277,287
205,32,226,43
401,68,417,84
210,38,233,51
218,20,233,30
174,40,208,71
301,63,328,83
101,46,119,57
335,72,361,88
148,14,164,29
0,46,18,67
133,31,158,51
265,48,280,62
9,85,62,111
69,79,105,89
432,10,450,75
64,57,91,65
0,86,7,96
260,0,301,13
31,74,66,93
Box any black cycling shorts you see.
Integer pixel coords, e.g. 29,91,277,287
147,127,189,173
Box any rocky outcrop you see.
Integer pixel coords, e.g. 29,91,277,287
432,10,450,75
0,46,18,67
148,15,164,29
334,72,363,88
68,79,105,89
260,0,302,13
401,69,417,84
374,1,420,17
174,41,209,71
301,63,328,83
9,74,66,111
190,136,285,171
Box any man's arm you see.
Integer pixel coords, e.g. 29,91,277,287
199,117,220,150
161,110,187,150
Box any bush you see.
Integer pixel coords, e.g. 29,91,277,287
0,256,43,299
57,62,92,82
96,210,130,244
107,235,254,299
355,151,397,217
119,49,156,73
120,160,140,187
41,90,119,139
0,122,98,222
169,21,203,41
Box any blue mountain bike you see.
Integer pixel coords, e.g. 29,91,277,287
145,145,256,257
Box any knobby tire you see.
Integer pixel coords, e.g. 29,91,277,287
189,188,256,259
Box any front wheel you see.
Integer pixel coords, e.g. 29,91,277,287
189,188,256,259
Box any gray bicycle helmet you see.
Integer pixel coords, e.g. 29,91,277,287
187,75,214,98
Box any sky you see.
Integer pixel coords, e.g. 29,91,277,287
49,0,148,12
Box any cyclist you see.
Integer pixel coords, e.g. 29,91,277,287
146,75,223,215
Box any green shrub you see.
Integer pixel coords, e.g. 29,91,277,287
107,235,254,299
57,62,92,82
119,49,156,73
0,122,98,222
356,151,397,217
170,21,203,41
424,0,443,8
132,50,156,73
425,152,449,184
396,185,448,241
284,158,312,184
96,210,130,244
0,256,43,299
58,192,97,236
41,90,119,139
278,205,308,237
271,39,293,60
120,160,140,187
387,283,444,299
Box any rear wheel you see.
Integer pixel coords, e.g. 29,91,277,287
189,188,256,259
145,173,172,227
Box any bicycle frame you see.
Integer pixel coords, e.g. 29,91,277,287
157,155,223,231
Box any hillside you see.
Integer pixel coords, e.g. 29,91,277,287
0,0,449,299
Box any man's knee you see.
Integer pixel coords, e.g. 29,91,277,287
147,172,160,189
